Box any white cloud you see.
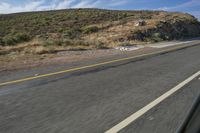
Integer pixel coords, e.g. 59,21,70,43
159,0,200,11
108,0,128,7
188,10,200,20
158,0,200,20
0,0,129,14
0,0,46,13
72,0,94,8
0,0,199,20
56,0,77,9
72,0,128,8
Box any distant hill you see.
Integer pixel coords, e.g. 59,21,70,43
0,8,200,52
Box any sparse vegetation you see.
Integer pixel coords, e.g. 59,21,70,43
81,26,99,34
0,8,200,57
2,33,30,45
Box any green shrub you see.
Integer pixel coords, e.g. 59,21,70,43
63,30,73,38
63,27,81,39
2,32,30,45
2,35,16,45
53,39,63,46
15,33,30,42
0,37,4,46
62,39,74,46
63,39,90,46
58,28,64,33
151,32,163,42
89,40,106,49
43,39,63,46
81,26,99,34
43,39,54,46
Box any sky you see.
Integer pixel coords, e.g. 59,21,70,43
0,0,199,20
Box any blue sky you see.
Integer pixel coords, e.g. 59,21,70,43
0,0,199,20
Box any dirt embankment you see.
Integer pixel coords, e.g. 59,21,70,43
0,9,200,70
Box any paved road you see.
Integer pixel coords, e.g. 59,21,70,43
0,44,200,133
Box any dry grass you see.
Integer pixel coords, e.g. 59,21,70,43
0,9,199,65
82,19,156,46
0,38,100,57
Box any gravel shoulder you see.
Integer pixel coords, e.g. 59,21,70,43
0,39,199,72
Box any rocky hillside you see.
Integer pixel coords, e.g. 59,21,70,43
0,9,200,54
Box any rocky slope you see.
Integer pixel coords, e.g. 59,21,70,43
0,9,200,54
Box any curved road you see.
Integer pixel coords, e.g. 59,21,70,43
0,43,200,133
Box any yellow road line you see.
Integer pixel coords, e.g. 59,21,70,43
0,43,198,87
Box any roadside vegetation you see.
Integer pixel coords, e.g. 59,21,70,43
0,8,200,57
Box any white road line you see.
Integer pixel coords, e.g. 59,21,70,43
105,70,200,133
149,41,193,48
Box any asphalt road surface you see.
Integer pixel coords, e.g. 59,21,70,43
0,44,200,133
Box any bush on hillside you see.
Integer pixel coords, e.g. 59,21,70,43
81,26,99,34
2,33,30,45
